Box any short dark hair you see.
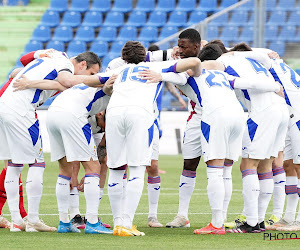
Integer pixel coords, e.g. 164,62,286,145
208,40,228,53
230,42,252,52
75,51,101,69
148,44,160,51
121,41,146,64
179,28,201,44
198,44,223,61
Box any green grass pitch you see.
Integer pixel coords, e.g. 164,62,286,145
0,154,299,249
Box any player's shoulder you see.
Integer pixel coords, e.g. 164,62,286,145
106,57,126,71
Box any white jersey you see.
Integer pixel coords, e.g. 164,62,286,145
269,58,300,115
218,55,284,113
0,52,74,116
106,61,177,115
49,83,110,118
175,69,243,116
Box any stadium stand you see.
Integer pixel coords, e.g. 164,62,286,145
14,0,300,110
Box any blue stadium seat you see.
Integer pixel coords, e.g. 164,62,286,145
109,41,125,57
220,26,239,42
40,10,60,28
90,41,108,58
147,11,167,27
238,26,254,43
91,0,111,12
24,40,43,53
112,0,132,13
52,26,73,43
265,25,278,42
278,25,296,42
198,0,217,12
239,0,254,10
117,26,137,41
96,27,117,42
140,41,150,49
69,0,89,13
135,0,155,12
230,10,248,25
103,12,124,27
156,0,176,12
266,0,277,10
210,12,229,26
219,0,238,9
167,11,187,28
46,40,65,51
176,0,196,12
126,11,146,27
248,11,254,25
158,42,172,50
269,41,285,57
74,26,95,43
67,40,87,58
158,26,178,40
61,11,81,28
206,25,219,40
293,30,300,42
187,10,207,26
138,27,158,42
287,10,300,25
267,10,286,25
31,25,51,43
277,0,296,10
49,0,68,13
82,11,102,28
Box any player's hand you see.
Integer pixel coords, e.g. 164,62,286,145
95,111,106,130
70,176,79,190
139,69,162,83
77,177,85,192
178,97,187,109
13,75,30,91
200,40,208,49
268,51,280,59
39,49,56,58
103,74,117,95
171,46,180,59
275,82,284,98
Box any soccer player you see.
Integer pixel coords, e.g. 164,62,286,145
0,51,101,232
213,48,289,234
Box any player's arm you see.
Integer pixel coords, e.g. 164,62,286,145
146,49,174,62
165,82,187,109
201,60,225,71
13,75,67,92
173,57,202,76
56,71,104,88
232,51,272,69
20,49,56,66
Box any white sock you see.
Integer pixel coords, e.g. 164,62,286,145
26,165,45,224
178,169,196,219
258,172,274,223
283,176,298,223
242,169,260,227
84,174,100,224
69,187,80,219
56,175,71,223
108,169,125,227
296,179,300,222
207,165,224,228
223,164,233,222
147,176,160,218
5,163,23,224
123,166,146,229
272,167,286,218
121,172,127,209
99,188,104,206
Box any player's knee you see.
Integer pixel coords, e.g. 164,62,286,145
183,157,200,171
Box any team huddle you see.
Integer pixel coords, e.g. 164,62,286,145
0,28,300,236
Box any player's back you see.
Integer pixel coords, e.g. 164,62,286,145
178,69,242,116
107,60,175,115
0,52,73,116
269,58,300,114
49,83,110,118
218,55,282,113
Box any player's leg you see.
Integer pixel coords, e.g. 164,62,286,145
166,114,201,228
0,161,10,228
257,158,274,231
223,159,233,223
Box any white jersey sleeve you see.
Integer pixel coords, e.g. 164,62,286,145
105,57,126,72
145,49,173,62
